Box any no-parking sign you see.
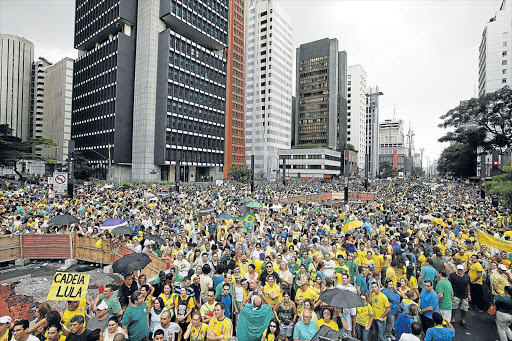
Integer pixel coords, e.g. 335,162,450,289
53,172,68,195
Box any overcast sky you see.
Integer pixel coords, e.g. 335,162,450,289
0,0,504,164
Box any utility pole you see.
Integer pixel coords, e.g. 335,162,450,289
67,140,75,198
251,155,255,193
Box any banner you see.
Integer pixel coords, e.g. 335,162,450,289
47,272,90,301
476,228,512,253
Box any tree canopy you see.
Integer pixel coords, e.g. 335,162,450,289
483,166,512,210
379,161,397,178
0,124,56,178
438,86,512,154
228,165,253,183
437,143,477,178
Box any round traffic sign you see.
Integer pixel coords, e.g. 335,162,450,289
55,175,67,184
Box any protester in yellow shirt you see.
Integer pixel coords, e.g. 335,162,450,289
355,295,374,338
295,280,319,315
207,302,233,339
316,308,339,331
385,260,398,288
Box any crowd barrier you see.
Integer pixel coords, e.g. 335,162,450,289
0,234,168,278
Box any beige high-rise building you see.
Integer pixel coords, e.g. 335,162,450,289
0,34,34,140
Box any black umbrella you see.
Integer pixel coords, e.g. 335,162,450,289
112,253,151,274
111,226,134,235
311,325,351,341
238,198,253,204
318,288,364,308
48,214,79,226
144,234,165,245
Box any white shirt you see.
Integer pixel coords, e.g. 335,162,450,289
399,334,421,341
154,323,181,341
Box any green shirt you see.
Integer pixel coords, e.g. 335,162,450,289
345,261,358,283
122,302,149,341
99,293,122,318
435,278,453,311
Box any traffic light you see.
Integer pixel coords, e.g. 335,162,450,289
344,156,349,163
364,177,368,191
493,160,499,166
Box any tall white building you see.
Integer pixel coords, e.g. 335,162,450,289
477,0,512,177
347,65,367,174
366,86,383,179
245,0,293,177
0,34,34,140
478,0,512,96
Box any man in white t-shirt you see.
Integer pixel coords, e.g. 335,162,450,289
154,310,181,341
399,322,422,341
323,254,335,279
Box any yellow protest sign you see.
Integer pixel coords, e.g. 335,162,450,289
476,228,512,253
47,272,90,301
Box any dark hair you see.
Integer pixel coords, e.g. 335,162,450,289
105,284,116,291
411,322,422,336
46,311,62,327
47,324,61,332
265,318,280,338
215,302,226,311
505,286,512,296
70,315,85,325
108,316,119,324
119,296,129,308
87,329,101,341
130,291,142,304
438,269,447,278
141,284,150,292
432,312,443,325
202,264,211,275
153,329,164,338
153,296,165,309
424,280,433,287
13,320,29,330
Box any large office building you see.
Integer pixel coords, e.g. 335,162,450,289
366,86,383,179
294,38,348,151
0,34,34,140
72,0,229,182
223,0,246,178
379,118,412,175
477,0,512,177
245,0,293,177
347,65,367,174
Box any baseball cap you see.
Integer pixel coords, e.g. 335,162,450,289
456,265,464,270
0,316,12,324
97,301,109,310
499,264,508,271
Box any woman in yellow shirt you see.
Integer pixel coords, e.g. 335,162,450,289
183,311,208,341
263,275,282,306
158,284,174,308
316,308,339,331
261,319,280,341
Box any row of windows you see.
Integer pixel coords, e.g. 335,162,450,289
167,116,223,138
167,81,225,112
169,51,225,86
167,132,223,151
167,100,223,125
169,35,226,73
74,132,114,154
167,148,223,164
171,1,227,44
75,0,121,47
168,68,225,99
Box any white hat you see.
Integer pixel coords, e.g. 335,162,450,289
0,316,12,324
499,264,508,271
456,265,464,270
97,301,109,310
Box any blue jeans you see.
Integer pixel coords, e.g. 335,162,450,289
385,314,396,338
355,323,370,341
374,319,386,341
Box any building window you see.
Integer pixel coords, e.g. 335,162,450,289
503,69,507,74
503,51,508,57
503,78,507,84
503,60,508,65
504,42,508,47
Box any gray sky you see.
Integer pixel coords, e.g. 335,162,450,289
0,0,504,163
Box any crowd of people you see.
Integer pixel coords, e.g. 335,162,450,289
0,178,511,341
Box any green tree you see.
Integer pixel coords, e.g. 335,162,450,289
73,152,96,180
437,143,477,178
483,166,512,210
379,161,397,178
228,165,253,183
0,124,56,179
438,87,512,154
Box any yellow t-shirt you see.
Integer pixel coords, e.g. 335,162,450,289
362,257,375,270
295,287,319,315
174,295,195,322
385,267,398,288
189,323,208,341
371,292,390,320
455,253,469,267
62,299,86,330
207,317,233,338
264,283,282,306
469,262,484,285
409,276,418,290
418,254,427,268
316,319,339,331
262,330,275,341
159,293,175,308
373,254,384,270
356,303,374,327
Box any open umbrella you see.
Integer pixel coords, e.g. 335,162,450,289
421,214,435,221
197,207,215,215
318,288,364,308
177,194,187,199
270,204,283,210
111,226,134,235
76,193,86,198
246,201,262,208
216,214,232,220
144,234,165,245
476,198,485,202
239,198,253,204
342,220,364,232
112,253,151,274
370,202,380,208
101,219,127,230
48,214,79,226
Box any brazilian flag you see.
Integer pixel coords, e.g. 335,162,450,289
242,213,256,226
